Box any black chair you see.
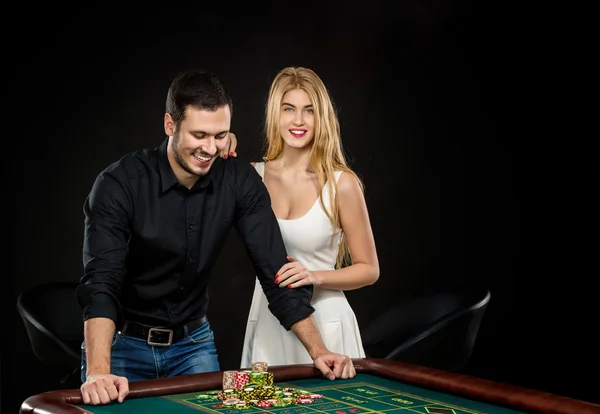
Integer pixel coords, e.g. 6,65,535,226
361,286,491,372
16,281,83,384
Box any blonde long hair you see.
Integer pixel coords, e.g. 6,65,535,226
263,67,364,269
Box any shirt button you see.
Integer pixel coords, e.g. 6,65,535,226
188,224,193,229
179,286,184,291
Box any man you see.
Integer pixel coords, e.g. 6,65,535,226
77,70,355,406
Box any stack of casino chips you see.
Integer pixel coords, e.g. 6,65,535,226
222,370,237,389
251,361,268,372
216,361,323,410
248,370,274,387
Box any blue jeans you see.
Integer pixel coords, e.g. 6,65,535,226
81,320,220,382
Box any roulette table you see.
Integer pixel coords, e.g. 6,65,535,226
20,358,599,414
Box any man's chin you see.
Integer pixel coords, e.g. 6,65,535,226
190,161,215,176
191,167,209,177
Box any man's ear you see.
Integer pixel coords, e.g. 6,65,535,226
164,113,175,136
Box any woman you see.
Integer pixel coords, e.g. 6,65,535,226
232,67,379,367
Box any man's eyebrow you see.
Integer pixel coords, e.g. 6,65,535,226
190,130,230,135
282,102,313,108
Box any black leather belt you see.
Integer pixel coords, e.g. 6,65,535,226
121,315,207,347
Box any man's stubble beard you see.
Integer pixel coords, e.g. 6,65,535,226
171,132,208,178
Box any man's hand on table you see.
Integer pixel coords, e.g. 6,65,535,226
313,353,356,380
80,373,130,405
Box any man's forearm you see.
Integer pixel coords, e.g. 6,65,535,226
84,317,116,376
290,315,330,360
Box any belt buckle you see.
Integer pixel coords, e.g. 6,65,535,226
147,327,173,346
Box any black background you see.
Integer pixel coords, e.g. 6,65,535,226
6,4,597,413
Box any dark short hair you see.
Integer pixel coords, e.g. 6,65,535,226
165,70,233,124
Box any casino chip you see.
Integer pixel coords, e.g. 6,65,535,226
251,361,268,372
223,398,240,406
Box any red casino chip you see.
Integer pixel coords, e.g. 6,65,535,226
257,400,271,408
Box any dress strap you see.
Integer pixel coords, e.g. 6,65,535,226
334,170,343,183
253,161,265,180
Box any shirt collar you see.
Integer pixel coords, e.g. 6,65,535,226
158,137,215,193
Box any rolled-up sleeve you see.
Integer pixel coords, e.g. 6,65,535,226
76,171,132,327
234,163,315,330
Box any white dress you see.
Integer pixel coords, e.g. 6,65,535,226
240,162,366,368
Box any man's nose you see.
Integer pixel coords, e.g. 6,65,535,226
201,136,217,155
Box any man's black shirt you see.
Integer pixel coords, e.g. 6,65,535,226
76,138,314,330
